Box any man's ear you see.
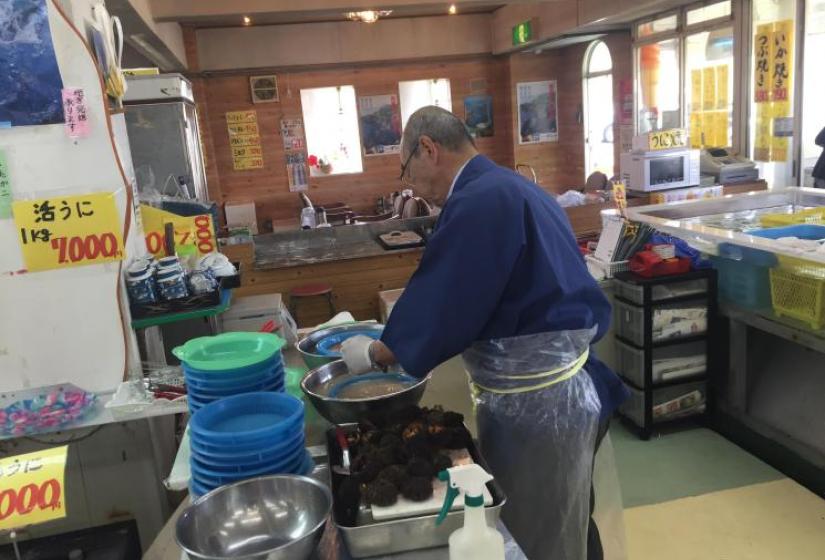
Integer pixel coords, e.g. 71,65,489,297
419,135,438,161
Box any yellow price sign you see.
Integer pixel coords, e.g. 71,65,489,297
13,192,125,272
227,122,259,136
229,134,261,148
231,145,263,158
0,446,69,531
225,110,257,123
233,156,264,170
140,205,216,258
611,180,627,218
648,128,688,151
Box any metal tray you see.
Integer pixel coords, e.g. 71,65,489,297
326,425,507,558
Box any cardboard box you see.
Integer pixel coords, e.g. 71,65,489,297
225,202,258,234
378,289,405,324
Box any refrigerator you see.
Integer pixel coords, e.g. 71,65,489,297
123,73,209,202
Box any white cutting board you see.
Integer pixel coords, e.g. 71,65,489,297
370,449,494,522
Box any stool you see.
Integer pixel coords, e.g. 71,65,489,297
289,283,336,326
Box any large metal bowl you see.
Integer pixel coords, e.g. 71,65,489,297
296,323,385,370
301,360,431,425
175,475,331,560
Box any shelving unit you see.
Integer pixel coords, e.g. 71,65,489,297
612,269,718,440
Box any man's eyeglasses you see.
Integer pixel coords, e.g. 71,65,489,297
399,141,420,182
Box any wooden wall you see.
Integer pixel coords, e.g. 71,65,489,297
186,30,632,227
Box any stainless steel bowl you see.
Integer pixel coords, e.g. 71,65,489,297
296,323,385,370
175,475,331,560
301,360,431,425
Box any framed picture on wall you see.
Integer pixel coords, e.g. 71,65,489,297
517,80,558,144
358,94,402,155
250,75,279,103
464,95,494,138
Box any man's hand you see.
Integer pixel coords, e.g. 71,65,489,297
340,335,375,374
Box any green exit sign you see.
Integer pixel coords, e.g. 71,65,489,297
512,20,533,46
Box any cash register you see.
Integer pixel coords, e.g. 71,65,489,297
700,148,759,184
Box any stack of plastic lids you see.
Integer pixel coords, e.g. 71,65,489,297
188,392,311,498
172,332,286,414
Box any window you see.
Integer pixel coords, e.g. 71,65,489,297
687,1,732,26
398,79,453,127
637,39,680,132
748,0,797,188
633,3,735,139
802,0,825,186
300,86,363,176
686,27,734,147
583,41,615,177
636,14,678,38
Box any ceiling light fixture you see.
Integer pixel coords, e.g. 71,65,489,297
242,15,252,25
448,4,457,15
346,10,392,23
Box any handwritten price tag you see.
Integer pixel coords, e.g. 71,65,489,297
13,192,125,272
62,88,90,139
0,446,69,530
140,205,216,258
647,128,688,151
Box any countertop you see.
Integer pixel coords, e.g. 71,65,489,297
254,216,435,270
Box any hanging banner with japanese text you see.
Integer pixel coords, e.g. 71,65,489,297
0,446,69,531
13,192,125,272
140,205,216,258
752,20,794,162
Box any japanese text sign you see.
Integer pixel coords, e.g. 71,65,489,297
13,192,125,272
0,446,69,531
754,24,772,103
648,128,688,151
772,20,793,102
140,205,216,258
62,88,90,138
226,111,264,170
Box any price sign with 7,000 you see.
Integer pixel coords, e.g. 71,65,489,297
13,193,125,272
0,446,69,531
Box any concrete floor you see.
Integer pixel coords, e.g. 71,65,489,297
422,357,825,559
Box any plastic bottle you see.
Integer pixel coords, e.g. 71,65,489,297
436,464,505,560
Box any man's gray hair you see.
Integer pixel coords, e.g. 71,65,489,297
402,106,475,155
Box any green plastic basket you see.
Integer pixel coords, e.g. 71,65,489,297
172,332,286,371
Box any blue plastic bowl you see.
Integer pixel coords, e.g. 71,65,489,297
189,392,304,443
190,450,307,486
182,356,283,382
189,421,299,455
188,374,284,397
190,427,304,463
187,383,286,414
191,441,304,474
184,364,284,389
314,329,382,357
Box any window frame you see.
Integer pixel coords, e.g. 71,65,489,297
632,0,740,151
582,40,616,178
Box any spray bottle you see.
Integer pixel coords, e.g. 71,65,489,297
436,464,505,560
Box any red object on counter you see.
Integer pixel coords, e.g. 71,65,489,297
629,250,692,278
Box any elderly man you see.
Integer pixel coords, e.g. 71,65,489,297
342,106,627,559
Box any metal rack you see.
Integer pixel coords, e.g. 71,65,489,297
612,269,718,440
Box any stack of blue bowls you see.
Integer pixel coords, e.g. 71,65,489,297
189,392,312,497
182,353,285,413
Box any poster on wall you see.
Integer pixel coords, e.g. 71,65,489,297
464,95,494,138
280,118,305,151
358,94,402,156
0,0,65,127
517,80,558,144
226,110,264,170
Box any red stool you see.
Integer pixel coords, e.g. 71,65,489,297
289,283,336,326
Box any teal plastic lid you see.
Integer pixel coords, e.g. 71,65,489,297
172,332,286,371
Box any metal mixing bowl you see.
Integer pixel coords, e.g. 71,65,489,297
296,323,385,370
301,360,431,425
175,475,331,560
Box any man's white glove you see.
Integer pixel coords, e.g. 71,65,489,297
340,335,375,375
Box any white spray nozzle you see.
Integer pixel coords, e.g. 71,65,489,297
436,464,493,525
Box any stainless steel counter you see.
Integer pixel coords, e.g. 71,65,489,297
254,217,436,270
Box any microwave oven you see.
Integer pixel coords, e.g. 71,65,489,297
620,149,700,192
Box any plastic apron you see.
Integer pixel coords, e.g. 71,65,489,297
463,328,602,560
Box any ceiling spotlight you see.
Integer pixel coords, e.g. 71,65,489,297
242,15,252,25
346,10,392,23
448,4,457,15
